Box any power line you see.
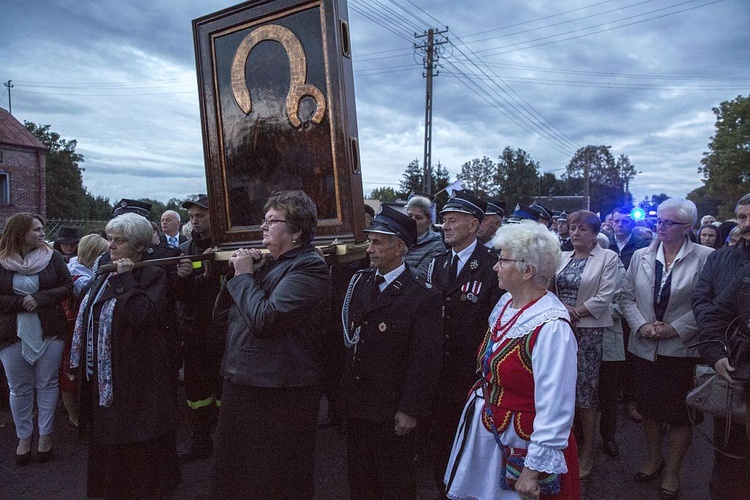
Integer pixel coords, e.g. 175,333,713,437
470,0,723,57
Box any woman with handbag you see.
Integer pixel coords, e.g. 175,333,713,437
620,198,713,499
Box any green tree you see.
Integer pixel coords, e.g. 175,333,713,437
24,122,111,219
616,154,638,207
495,147,540,208
686,186,723,219
433,162,451,193
25,122,87,219
638,193,669,213
564,145,630,215
699,95,750,218
370,187,398,202
398,159,423,198
85,194,113,220
457,156,497,197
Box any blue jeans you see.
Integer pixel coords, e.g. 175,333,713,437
0,339,64,438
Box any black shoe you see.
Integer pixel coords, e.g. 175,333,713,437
37,447,53,463
660,486,679,499
602,440,619,457
634,460,665,483
16,451,32,466
317,418,341,429
178,440,213,464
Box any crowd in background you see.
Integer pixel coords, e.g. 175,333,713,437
0,190,748,500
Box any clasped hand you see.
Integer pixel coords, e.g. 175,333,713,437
230,248,264,275
638,321,677,339
22,295,38,312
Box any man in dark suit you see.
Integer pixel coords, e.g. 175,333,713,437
426,190,503,487
599,207,650,452
342,205,443,499
160,210,187,248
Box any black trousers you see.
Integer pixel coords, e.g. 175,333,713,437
211,381,322,500
346,418,416,499
598,359,625,441
182,334,223,408
709,416,750,500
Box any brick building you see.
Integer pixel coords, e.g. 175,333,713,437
0,108,47,221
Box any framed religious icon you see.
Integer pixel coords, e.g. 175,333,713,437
193,0,364,248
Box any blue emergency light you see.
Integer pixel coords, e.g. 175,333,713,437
630,207,646,221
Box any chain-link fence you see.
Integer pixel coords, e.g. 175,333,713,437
44,219,109,240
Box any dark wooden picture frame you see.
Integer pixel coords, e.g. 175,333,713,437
193,0,364,248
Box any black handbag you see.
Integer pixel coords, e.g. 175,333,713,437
727,322,750,382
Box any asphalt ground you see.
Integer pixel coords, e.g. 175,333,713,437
1,395,712,499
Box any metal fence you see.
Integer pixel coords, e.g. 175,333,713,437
45,219,109,240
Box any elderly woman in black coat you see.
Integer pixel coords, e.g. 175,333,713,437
71,212,179,498
211,191,331,499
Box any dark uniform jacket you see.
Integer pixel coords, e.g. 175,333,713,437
215,244,331,388
175,235,223,341
693,240,750,367
0,250,72,346
342,265,443,422
77,266,176,445
427,242,503,397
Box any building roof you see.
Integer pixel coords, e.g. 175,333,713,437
0,108,46,150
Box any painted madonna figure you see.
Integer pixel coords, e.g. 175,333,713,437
444,221,580,500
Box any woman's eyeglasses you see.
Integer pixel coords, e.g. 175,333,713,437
655,219,688,228
259,219,288,227
497,257,525,267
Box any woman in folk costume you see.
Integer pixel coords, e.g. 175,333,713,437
445,221,580,500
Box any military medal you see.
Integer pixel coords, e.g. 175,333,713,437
460,281,482,303
379,322,387,332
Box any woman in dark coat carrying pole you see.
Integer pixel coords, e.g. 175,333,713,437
71,212,179,498
211,190,331,499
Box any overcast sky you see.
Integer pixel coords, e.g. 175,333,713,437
2,0,748,206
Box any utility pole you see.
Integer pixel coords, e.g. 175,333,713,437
4,80,13,114
584,148,591,211
415,28,447,195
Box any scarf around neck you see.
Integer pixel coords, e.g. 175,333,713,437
0,246,53,275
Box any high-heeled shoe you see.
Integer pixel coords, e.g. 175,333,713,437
633,460,665,483
37,434,53,463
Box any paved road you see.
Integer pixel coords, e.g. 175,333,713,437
1,398,712,499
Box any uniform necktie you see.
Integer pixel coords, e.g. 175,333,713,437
374,274,386,292
448,254,458,286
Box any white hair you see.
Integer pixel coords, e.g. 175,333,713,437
161,210,180,221
405,195,432,217
700,215,716,226
657,198,697,225
491,221,561,288
106,213,153,250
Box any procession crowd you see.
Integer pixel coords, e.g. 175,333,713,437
0,189,748,500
